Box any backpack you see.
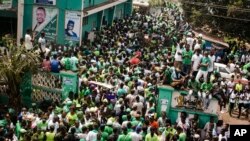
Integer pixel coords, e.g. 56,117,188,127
64,58,71,70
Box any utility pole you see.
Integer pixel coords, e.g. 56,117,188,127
17,0,24,45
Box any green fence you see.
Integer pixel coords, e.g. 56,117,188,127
0,71,78,108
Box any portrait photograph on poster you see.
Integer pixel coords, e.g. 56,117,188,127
65,11,81,41
32,6,58,41
34,0,56,5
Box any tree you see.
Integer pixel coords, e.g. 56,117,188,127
149,0,165,7
181,0,250,41
0,37,40,109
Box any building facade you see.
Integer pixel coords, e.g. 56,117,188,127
0,0,17,37
22,0,132,45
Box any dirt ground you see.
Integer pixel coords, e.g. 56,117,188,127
218,107,250,125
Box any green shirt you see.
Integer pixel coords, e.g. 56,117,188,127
188,80,200,92
117,134,132,141
182,50,193,65
37,122,48,131
101,131,109,141
70,56,79,71
117,88,126,97
66,113,78,126
178,132,187,141
165,128,176,141
201,82,213,92
104,126,113,135
145,133,159,141
200,57,210,71
45,132,55,141
164,68,172,84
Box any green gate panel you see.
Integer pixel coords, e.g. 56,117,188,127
60,71,78,100
157,85,174,117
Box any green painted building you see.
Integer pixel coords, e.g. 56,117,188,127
21,0,133,45
0,0,17,37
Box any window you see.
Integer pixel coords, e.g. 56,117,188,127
83,17,88,25
219,67,229,74
92,21,96,28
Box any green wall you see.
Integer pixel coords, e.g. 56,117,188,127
23,0,132,44
115,3,124,19
95,0,109,5
82,13,98,38
157,85,218,128
23,0,33,37
169,108,218,128
157,86,174,116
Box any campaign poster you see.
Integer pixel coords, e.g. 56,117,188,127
34,0,56,5
65,11,81,42
32,6,58,42
0,0,12,9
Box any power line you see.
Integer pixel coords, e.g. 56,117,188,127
184,10,250,22
181,0,250,13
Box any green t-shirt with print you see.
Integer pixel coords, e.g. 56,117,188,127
200,57,210,71
201,82,213,92
182,50,193,65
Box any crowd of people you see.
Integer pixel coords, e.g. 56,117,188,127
1,2,250,141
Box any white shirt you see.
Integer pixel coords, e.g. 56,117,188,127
229,63,236,72
130,132,143,141
86,130,98,141
218,134,227,141
194,43,201,50
241,54,246,63
126,94,135,107
208,55,216,72
174,44,183,61
186,37,194,50
246,55,250,62
239,93,244,103
192,54,203,71
24,34,33,50
230,92,236,103
227,81,235,92
132,102,143,113
38,37,46,52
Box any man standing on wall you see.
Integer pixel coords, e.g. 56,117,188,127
38,32,46,57
24,29,34,51
196,51,211,83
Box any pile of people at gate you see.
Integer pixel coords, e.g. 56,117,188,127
1,2,250,141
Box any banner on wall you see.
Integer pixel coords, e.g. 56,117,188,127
32,6,58,42
34,0,56,5
0,0,12,9
65,11,81,42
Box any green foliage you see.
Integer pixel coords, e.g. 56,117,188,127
181,0,250,41
149,0,164,7
0,36,40,108
190,8,203,26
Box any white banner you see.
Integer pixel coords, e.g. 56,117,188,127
0,0,12,9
